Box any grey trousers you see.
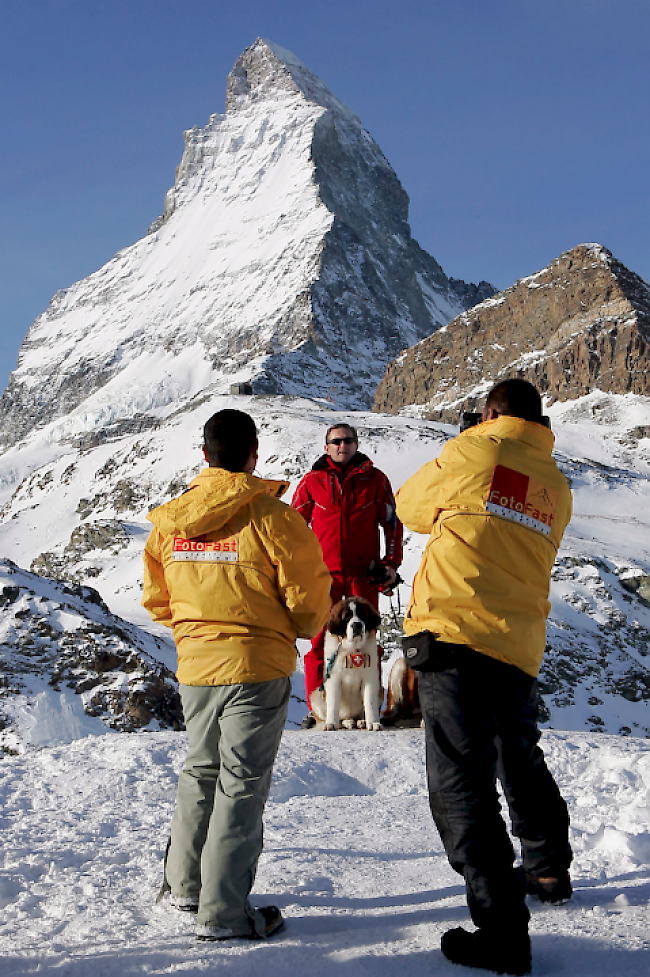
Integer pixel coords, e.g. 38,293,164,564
166,677,290,933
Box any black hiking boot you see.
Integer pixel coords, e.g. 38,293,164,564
441,926,531,975
524,870,572,904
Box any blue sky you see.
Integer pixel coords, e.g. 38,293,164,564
1,0,649,389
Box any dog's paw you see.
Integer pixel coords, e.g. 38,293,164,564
356,720,366,729
341,719,356,730
368,722,383,731
324,723,341,731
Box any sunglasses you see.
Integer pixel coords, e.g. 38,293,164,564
327,437,357,445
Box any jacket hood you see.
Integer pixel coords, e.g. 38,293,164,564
146,468,289,538
460,415,555,452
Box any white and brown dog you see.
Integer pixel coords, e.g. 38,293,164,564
381,658,421,727
310,597,383,731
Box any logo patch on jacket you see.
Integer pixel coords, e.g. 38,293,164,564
172,536,239,562
486,466,558,537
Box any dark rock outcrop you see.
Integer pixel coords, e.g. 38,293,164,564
0,561,183,753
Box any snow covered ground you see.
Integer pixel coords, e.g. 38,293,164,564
0,727,648,974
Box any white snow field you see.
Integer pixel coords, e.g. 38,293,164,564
0,728,649,974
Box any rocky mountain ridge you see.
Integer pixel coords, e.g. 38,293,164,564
374,244,650,419
0,38,491,451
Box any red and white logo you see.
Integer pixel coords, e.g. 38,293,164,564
344,653,371,669
172,536,239,563
486,465,558,537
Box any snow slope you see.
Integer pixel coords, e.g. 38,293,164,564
0,728,648,974
0,560,182,754
1,389,649,742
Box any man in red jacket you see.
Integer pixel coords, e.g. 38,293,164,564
292,423,403,726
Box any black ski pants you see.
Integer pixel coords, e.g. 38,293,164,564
417,642,572,933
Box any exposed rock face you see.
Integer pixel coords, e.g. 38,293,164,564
0,38,492,449
30,519,130,584
0,561,183,753
542,553,650,736
374,244,650,418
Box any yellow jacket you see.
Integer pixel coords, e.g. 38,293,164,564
396,416,572,676
142,468,332,686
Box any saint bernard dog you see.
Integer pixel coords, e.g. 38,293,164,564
381,658,421,727
310,597,383,731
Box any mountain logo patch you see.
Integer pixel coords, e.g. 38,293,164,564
172,536,239,562
486,465,558,537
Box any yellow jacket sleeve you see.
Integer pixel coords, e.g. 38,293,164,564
396,457,447,534
142,528,173,627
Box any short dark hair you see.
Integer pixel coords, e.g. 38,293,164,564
325,423,358,444
203,409,258,471
485,379,542,422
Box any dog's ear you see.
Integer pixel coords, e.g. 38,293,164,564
355,598,382,632
327,599,350,637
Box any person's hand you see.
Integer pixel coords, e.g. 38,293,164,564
380,565,397,593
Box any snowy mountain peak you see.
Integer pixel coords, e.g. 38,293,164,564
225,38,357,119
174,39,355,190
0,39,492,450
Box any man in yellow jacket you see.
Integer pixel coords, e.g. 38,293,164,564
143,408,331,942
396,380,572,976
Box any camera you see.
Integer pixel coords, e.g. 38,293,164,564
460,410,551,432
460,411,483,432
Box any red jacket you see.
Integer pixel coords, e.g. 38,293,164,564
291,453,403,578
